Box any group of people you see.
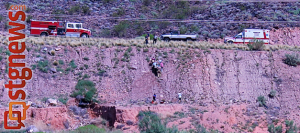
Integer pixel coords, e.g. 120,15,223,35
151,93,182,104
150,57,164,78
145,33,158,45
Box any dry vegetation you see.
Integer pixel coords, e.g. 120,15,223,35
1,36,300,52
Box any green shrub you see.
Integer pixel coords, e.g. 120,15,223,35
83,74,90,79
126,46,132,53
257,95,266,107
269,90,276,98
69,60,77,69
82,5,91,15
59,60,64,65
113,21,129,37
83,57,89,61
285,120,298,133
0,56,2,61
247,39,265,51
70,80,97,102
283,53,300,66
138,111,179,133
37,60,49,73
73,125,106,133
84,64,89,69
143,48,149,52
31,64,36,70
58,94,68,105
5,2,11,10
5,50,11,56
268,124,282,133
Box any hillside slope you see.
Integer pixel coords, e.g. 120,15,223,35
0,36,300,132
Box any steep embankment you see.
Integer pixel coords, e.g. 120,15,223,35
0,36,300,132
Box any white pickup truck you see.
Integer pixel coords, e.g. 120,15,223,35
161,31,197,42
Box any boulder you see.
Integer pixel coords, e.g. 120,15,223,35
26,125,38,133
116,124,125,129
47,98,58,106
50,68,57,73
126,120,134,125
63,120,69,129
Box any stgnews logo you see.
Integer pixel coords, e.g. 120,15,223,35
4,5,31,129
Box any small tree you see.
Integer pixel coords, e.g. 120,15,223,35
70,80,97,103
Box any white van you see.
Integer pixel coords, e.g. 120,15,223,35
224,29,270,44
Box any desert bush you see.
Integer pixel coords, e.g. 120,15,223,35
257,95,266,107
73,125,105,133
69,60,77,69
285,120,298,133
113,21,129,37
5,50,11,56
269,90,276,98
283,53,300,66
247,39,265,51
83,57,89,61
112,7,125,17
59,60,64,65
143,48,149,52
82,5,91,15
138,111,179,133
70,80,97,102
268,124,282,133
0,56,2,61
5,2,11,10
37,60,49,73
58,94,68,105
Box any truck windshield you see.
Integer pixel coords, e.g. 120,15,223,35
235,34,242,38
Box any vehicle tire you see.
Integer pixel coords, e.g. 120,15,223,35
40,32,47,37
228,41,233,44
186,38,192,42
81,34,87,38
164,38,170,42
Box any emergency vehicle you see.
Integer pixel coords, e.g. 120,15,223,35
224,29,270,44
30,20,91,37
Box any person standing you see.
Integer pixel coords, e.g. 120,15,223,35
153,33,158,44
145,34,149,45
159,60,163,73
178,92,182,103
153,93,156,101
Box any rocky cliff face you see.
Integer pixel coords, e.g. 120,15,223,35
1,39,300,131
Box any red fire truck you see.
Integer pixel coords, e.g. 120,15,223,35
30,20,91,37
